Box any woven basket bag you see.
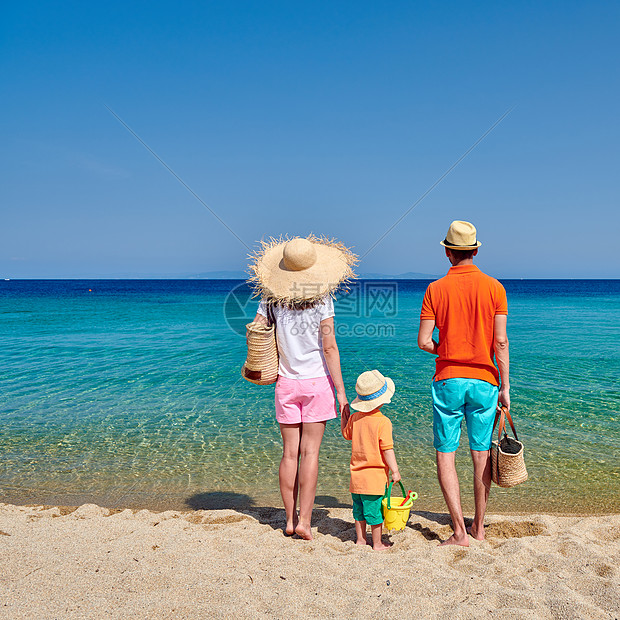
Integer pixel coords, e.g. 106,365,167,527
491,406,528,488
241,304,278,385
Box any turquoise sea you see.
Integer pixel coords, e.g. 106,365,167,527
1,279,618,514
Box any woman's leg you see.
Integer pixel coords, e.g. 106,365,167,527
295,421,326,540
279,423,301,535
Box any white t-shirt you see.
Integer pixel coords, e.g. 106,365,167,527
257,296,335,379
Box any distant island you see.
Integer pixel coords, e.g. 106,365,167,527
357,272,439,280
189,271,249,279
190,271,439,280
1,271,440,280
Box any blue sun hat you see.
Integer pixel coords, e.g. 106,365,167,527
350,370,395,412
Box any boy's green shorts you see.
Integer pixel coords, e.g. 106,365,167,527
351,493,384,525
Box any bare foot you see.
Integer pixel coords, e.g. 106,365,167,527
439,534,469,547
295,522,313,540
284,512,299,536
355,538,368,546
467,524,485,541
372,541,392,551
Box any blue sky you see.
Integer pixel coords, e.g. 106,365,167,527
2,1,618,278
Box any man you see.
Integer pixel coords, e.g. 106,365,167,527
418,220,509,547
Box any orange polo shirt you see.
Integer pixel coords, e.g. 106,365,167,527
343,410,393,495
420,264,507,386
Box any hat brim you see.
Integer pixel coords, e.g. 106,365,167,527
248,235,357,304
350,377,395,412
440,240,482,249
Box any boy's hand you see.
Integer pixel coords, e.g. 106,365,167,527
391,470,401,483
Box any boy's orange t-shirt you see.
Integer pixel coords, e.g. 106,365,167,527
420,264,508,386
343,410,393,495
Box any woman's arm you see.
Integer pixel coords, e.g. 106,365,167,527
320,317,348,414
340,403,351,437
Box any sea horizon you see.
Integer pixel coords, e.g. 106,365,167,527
2,276,619,281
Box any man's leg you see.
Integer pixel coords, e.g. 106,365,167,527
432,379,469,546
470,449,491,540
464,379,498,541
436,450,469,546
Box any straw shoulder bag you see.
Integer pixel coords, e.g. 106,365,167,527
241,303,279,385
491,406,528,488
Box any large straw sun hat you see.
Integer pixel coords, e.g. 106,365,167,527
440,220,482,250
248,235,357,305
350,370,395,413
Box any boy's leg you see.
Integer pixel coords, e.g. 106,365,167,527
354,520,368,545
370,523,390,551
295,421,326,540
361,495,390,550
351,494,368,545
279,423,301,535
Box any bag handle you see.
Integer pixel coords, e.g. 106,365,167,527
384,480,407,510
492,405,519,442
266,302,276,328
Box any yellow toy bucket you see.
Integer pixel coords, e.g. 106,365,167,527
381,481,418,531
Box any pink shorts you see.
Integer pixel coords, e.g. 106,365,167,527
275,375,337,425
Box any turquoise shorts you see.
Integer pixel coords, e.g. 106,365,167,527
351,493,384,525
432,378,498,453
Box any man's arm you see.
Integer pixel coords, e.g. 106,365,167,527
494,314,510,410
418,319,438,355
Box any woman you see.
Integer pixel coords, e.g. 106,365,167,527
249,235,356,540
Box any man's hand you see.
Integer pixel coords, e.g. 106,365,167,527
498,385,510,410
391,469,401,483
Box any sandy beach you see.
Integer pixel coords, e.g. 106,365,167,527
0,503,618,619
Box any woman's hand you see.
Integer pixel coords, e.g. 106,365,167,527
321,317,349,415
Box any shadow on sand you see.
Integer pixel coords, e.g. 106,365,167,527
185,492,357,543
184,494,459,545
408,510,468,542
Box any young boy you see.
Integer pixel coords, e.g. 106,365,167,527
341,369,400,550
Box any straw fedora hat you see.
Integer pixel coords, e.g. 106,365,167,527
248,235,357,305
350,370,395,413
440,220,482,250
